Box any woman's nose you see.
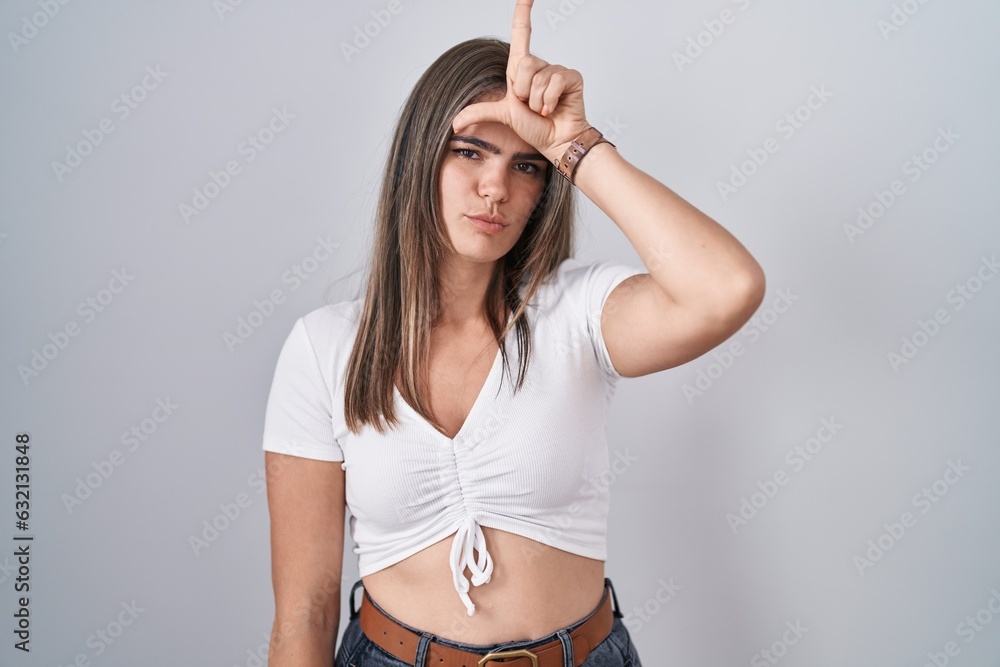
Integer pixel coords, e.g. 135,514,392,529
477,165,509,203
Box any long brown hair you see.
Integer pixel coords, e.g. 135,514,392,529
343,37,576,436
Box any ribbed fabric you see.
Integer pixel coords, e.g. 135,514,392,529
262,257,644,615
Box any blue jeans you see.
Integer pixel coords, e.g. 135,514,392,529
334,577,642,667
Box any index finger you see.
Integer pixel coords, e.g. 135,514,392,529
508,0,533,63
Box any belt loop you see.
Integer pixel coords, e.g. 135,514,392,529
556,629,574,667
348,578,364,620
604,577,624,619
413,632,433,667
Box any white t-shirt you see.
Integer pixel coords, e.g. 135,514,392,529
262,257,644,615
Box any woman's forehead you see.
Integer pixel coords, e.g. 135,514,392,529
455,121,536,155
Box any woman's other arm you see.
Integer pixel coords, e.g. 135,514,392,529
265,451,346,666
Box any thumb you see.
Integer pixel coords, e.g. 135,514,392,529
452,100,509,134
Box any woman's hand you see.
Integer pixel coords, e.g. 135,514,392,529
451,0,591,166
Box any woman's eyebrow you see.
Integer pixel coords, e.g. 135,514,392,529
450,135,547,162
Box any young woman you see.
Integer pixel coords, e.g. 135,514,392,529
262,1,765,665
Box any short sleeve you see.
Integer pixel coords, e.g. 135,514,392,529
261,317,344,462
579,260,646,379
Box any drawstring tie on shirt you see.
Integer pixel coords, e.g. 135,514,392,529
449,515,494,616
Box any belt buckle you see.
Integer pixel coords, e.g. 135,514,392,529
477,647,538,666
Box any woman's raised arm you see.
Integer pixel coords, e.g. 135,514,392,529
453,0,766,378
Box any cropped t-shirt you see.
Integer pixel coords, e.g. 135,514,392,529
261,257,644,615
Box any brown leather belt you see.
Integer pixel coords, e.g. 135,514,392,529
357,580,617,667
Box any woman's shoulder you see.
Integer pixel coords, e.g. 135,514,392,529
296,297,364,346
532,256,621,301
530,255,645,320
528,256,587,293
539,256,621,288
549,256,593,283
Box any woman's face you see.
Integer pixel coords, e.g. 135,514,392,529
437,100,549,266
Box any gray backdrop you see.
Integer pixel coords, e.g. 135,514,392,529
2,1,999,665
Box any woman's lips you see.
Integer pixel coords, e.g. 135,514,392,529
467,215,507,233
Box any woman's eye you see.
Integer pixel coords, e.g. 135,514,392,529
452,149,541,176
